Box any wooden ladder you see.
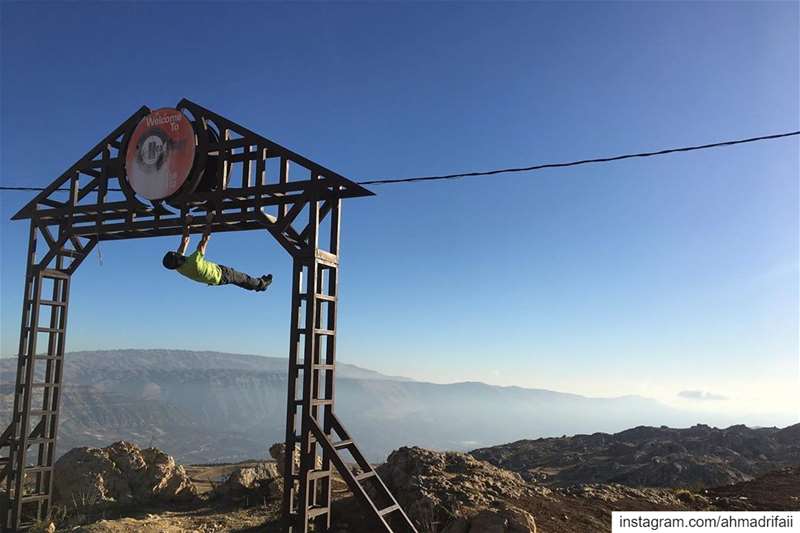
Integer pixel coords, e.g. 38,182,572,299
2,267,70,531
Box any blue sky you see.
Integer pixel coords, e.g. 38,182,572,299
1,2,797,423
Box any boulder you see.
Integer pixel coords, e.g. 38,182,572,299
441,503,537,533
467,511,507,533
269,442,298,477
53,441,198,507
377,447,537,530
269,441,321,476
215,462,282,504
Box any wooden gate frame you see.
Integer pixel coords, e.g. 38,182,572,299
0,99,417,533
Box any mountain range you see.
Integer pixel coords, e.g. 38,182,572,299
0,349,790,464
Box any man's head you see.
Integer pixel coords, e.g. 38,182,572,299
162,251,186,270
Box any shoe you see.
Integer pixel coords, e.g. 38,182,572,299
257,274,273,292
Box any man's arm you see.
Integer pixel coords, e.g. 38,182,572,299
177,215,192,255
197,213,213,255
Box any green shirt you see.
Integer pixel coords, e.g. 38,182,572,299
176,250,223,286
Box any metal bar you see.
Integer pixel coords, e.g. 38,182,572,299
2,220,79,531
28,186,360,228
282,261,304,524
43,274,70,519
76,176,101,202
279,157,289,219
38,226,57,250
297,200,332,243
289,186,328,532
0,426,11,448
38,199,65,209
322,199,341,527
275,199,308,235
308,418,418,533
35,232,72,273
54,190,311,225
3,224,36,530
66,238,97,275
12,267,44,528
35,263,62,499
256,146,266,186
297,253,319,532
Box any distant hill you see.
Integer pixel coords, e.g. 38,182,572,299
0,349,411,383
470,423,800,488
0,349,753,463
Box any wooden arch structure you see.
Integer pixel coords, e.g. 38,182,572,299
0,99,417,533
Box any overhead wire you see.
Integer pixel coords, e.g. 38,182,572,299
0,130,796,192
357,131,799,185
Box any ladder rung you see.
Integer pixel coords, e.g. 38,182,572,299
314,329,335,336
307,469,330,481
34,355,61,361
333,439,353,450
36,327,63,333
22,465,52,474
28,383,59,389
40,269,69,280
24,326,63,333
25,438,56,445
356,471,376,482
314,251,339,267
58,249,83,258
299,293,336,302
310,399,333,407
379,504,400,516
19,494,49,503
312,364,335,371
39,300,67,307
28,411,55,417
307,506,329,519
295,398,334,407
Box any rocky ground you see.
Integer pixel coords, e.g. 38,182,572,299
470,423,800,488
38,441,799,533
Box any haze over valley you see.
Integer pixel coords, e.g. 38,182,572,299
1,349,793,464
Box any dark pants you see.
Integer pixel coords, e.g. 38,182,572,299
219,265,264,291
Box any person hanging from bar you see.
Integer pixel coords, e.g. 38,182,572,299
162,213,273,292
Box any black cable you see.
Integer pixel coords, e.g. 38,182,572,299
0,130,796,192
357,130,800,185
0,186,76,191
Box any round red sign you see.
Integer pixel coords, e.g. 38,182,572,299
125,108,196,200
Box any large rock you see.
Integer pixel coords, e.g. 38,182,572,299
376,447,540,531
53,441,198,507
442,502,537,533
215,462,282,504
269,442,298,477
269,442,321,476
